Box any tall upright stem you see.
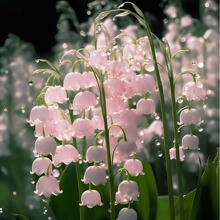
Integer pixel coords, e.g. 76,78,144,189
69,109,85,220
99,76,115,220
143,19,175,220
169,74,184,219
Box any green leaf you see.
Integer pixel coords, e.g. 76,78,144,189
35,59,59,72
12,214,30,220
130,153,158,220
156,190,196,220
48,163,80,220
188,150,219,220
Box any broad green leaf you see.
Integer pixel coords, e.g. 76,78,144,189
12,214,30,220
48,163,80,220
130,153,158,220
156,190,196,220
188,151,219,220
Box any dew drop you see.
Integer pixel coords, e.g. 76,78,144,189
3,108,8,112
28,80,33,86
203,103,207,108
87,10,91,15
52,169,60,178
157,151,163,157
80,31,86,37
155,114,160,120
178,98,183,104
198,127,204,132
108,208,112,213
191,61,196,65
13,191,17,196
0,208,3,213
155,139,161,146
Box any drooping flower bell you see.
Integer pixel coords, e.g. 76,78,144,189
117,208,138,220
72,118,95,138
80,190,103,208
31,157,52,176
123,159,144,176
136,98,155,115
82,165,107,185
134,74,157,95
29,105,50,126
115,180,139,204
182,134,199,150
72,91,97,113
179,108,201,125
182,81,206,100
114,139,137,163
34,175,63,198
169,146,185,161
85,145,107,163
52,144,80,167
63,72,84,91
34,136,57,156
44,86,68,105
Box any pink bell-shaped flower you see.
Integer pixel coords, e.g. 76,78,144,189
89,50,108,71
63,72,85,91
53,119,74,141
134,74,157,95
104,78,125,98
179,108,201,125
123,159,144,176
31,157,52,176
117,208,138,220
29,105,50,126
115,180,139,204
115,140,137,162
83,71,97,88
34,136,57,156
169,146,185,161
182,134,199,150
80,190,103,208
136,98,155,115
52,144,79,166
85,145,107,163
182,81,206,100
44,86,67,105
106,97,126,113
72,91,97,112
82,166,107,185
34,175,63,198
72,118,95,138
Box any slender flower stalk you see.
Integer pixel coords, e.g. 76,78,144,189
169,67,184,219
99,74,115,220
69,108,85,220
141,13,176,220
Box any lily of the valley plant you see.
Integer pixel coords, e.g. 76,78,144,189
28,2,219,220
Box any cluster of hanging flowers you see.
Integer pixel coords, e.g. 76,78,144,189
28,3,207,219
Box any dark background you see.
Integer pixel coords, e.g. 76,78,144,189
0,0,202,57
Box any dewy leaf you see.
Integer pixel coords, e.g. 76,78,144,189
188,150,219,220
113,11,130,20
35,59,59,72
12,214,30,220
32,69,58,75
130,152,158,220
118,2,144,17
48,163,80,220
